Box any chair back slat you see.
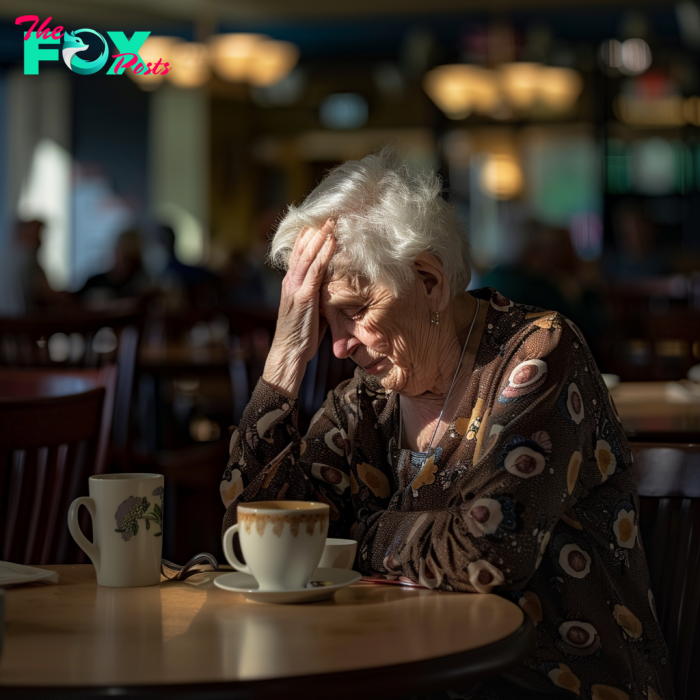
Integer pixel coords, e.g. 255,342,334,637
632,442,700,700
38,443,66,564
674,500,700,699
23,445,48,563
0,388,105,564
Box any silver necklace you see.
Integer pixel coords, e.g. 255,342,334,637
399,298,481,467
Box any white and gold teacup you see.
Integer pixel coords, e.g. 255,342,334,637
222,501,329,591
319,538,357,570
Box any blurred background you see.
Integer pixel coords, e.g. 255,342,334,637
1,0,699,562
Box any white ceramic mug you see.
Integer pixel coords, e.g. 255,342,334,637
68,473,164,587
319,538,358,570
223,501,329,591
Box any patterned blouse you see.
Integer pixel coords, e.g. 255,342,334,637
220,287,674,700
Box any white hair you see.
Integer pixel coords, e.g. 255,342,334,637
268,147,471,297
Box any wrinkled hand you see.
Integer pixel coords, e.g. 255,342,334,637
263,219,337,398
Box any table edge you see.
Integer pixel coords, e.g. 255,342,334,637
0,614,534,700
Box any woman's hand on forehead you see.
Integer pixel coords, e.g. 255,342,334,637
262,219,337,398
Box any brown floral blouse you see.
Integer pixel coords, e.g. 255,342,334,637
220,287,674,700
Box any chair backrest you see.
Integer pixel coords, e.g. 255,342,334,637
631,442,700,700
603,278,694,382
0,309,140,450
0,366,118,475
298,332,357,435
150,307,277,425
0,388,106,565
646,312,700,381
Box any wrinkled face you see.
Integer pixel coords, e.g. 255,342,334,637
319,271,434,396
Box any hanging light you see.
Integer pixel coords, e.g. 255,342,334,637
500,62,541,111
620,38,652,76
128,36,179,90
209,33,265,82
248,40,300,87
167,42,210,89
425,62,583,119
423,65,498,120
423,65,474,119
538,67,583,113
468,67,500,113
480,154,523,199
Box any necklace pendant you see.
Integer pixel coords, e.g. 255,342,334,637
409,446,442,470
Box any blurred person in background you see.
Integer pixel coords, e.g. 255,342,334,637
0,219,71,316
148,224,221,310
603,200,671,281
220,149,672,700
77,229,148,305
481,221,608,361
219,249,268,308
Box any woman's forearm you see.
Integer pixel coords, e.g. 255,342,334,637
262,353,305,400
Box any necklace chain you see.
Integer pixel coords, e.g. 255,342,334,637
399,298,481,462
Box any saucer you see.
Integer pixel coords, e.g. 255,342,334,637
214,567,361,604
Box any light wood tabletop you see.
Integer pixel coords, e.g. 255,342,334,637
0,565,533,699
611,381,700,437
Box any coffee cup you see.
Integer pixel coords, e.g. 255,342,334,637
222,501,329,591
68,473,164,587
319,538,357,570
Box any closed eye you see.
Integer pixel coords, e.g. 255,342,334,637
344,307,366,322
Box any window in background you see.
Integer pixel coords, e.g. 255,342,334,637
150,85,209,266
16,138,72,290
8,70,72,290
72,168,134,290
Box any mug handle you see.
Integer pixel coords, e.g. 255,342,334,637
222,524,251,574
67,497,100,572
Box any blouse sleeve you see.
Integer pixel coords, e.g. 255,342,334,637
220,376,358,536
352,315,617,593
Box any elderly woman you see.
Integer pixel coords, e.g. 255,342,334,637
220,150,673,700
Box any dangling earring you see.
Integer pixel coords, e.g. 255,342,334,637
430,311,440,326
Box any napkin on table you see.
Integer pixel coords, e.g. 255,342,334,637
0,561,59,587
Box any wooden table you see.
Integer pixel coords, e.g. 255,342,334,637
0,566,534,700
139,344,231,376
611,381,700,441
0,369,104,400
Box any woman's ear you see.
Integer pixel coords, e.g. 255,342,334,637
413,253,451,312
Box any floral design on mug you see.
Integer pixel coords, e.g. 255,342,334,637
145,486,164,537
114,488,163,541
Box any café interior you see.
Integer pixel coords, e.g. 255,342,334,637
0,0,698,698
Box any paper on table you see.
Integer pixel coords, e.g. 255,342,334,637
0,561,59,587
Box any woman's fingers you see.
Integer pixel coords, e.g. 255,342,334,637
288,225,316,270
303,232,336,295
291,219,335,286
290,219,333,271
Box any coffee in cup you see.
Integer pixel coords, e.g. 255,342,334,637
222,501,329,591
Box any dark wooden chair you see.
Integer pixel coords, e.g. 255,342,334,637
602,277,694,381
152,439,229,564
631,442,700,700
0,387,106,565
0,308,140,451
298,332,357,435
0,366,118,476
646,311,700,381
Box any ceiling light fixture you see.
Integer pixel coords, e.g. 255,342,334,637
128,34,300,91
423,62,583,120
